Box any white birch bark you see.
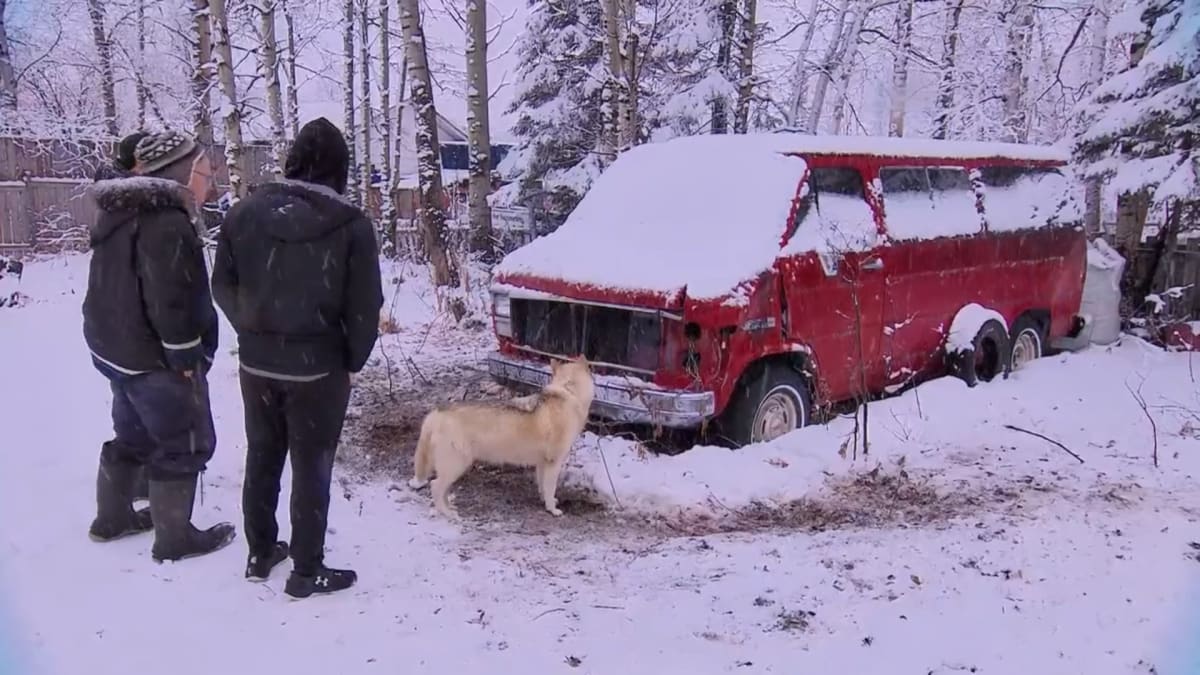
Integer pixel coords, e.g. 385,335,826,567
85,0,119,136
191,0,215,148
805,0,851,133
257,0,287,176
136,0,147,128
1083,0,1111,237
379,0,395,251
600,0,623,157
359,0,372,200
1000,0,1034,143
828,0,870,134
283,0,300,138
785,0,822,128
343,0,359,203
399,0,457,285
209,0,247,200
732,0,757,134
931,0,965,140
888,0,914,137
465,0,494,258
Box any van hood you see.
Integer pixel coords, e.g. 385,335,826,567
493,134,807,307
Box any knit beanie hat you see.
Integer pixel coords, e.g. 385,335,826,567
134,131,199,176
116,131,151,171
284,118,350,195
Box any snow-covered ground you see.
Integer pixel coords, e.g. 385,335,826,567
1,254,1199,675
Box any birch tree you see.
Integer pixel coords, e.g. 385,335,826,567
600,0,623,154
343,0,359,204
784,0,823,128
256,0,287,175
378,0,395,254
136,0,147,128
0,0,19,113
465,0,494,259
711,0,738,133
805,0,851,132
828,0,873,134
888,0,915,137
732,0,758,134
999,0,1035,142
191,0,216,148
1082,0,1111,237
399,0,457,286
283,0,300,138
359,0,372,199
931,0,965,140
85,0,119,136
210,0,247,199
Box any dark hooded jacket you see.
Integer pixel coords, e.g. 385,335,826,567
82,177,219,376
211,118,383,378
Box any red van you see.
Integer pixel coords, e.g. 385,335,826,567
487,134,1087,446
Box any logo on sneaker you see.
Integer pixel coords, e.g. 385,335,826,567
316,576,329,588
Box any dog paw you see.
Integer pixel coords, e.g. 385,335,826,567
546,506,564,517
408,478,429,490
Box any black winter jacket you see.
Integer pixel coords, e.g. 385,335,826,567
82,177,219,375
211,179,383,378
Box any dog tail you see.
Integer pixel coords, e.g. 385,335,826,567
411,411,437,483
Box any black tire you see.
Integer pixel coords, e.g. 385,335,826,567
951,318,1010,387
1008,314,1046,373
717,364,812,448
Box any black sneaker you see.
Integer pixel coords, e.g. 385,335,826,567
245,542,290,582
284,566,357,599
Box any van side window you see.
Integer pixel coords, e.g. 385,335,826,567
977,166,1081,233
879,166,983,241
782,166,876,260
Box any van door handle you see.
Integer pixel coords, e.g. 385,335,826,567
862,258,884,271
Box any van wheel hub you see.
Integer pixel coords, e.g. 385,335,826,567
1011,329,1042,371
751,388,801,443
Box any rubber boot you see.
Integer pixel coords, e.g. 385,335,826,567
148,476,237,562
88,461,153,542
132,465,149,502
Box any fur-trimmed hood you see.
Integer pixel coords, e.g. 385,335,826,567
88,176,190,243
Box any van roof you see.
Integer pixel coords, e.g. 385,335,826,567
765,132,1068,163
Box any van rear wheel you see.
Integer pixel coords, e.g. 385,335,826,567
951,319,1010,387
1009,317,1045,372
718,365,811,447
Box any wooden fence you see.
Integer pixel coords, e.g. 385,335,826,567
1134,239,1200,319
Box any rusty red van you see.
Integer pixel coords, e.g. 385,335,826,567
487,134,1087,446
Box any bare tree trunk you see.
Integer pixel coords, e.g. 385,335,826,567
465,0,494,260
1000,0,1034,143
785,0,822,128
136,0,147,128
191,0,215,148
732,0,757,134
343,0,359,204
379,0,395,255
390,51,407,254
622,0,639,146
399,0,457,286
711,0,738,134
600,0,623,156
258,0,287,176
359,0,373,201
828,1,869,134
931,0,965,140
805,0,851,133
85,0,119,136
888,0,914,137
1083,0,1111,237
283,0,300,138
210,0,247,200
0,0,17,113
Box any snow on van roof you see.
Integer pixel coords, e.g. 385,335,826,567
494,134,808,301
772,133,1069,162
493,133,1068,302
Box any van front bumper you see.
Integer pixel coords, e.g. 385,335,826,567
486,352,715,428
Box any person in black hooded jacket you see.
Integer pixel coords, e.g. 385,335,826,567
212,117,383,599
83,130,236,562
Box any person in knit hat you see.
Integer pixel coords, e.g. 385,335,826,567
212,117,382,598
92,131,151,182
82,130,235,563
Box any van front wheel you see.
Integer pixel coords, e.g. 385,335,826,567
718,365,811,447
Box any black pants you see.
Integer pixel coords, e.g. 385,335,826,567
240,370,351,576
102,368,216,480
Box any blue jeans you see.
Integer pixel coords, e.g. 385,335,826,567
99,368,217,480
